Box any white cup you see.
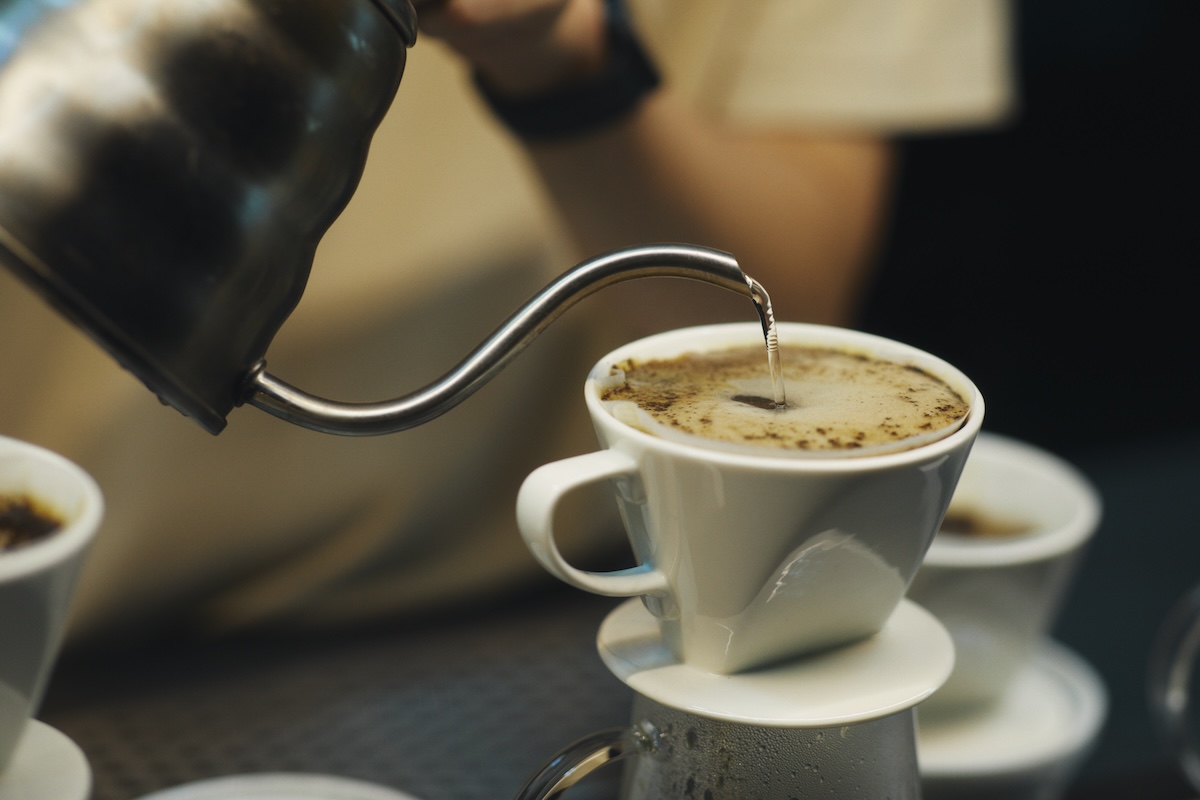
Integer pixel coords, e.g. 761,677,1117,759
517,322,983,674
908,433,1101,716
0,435,103,772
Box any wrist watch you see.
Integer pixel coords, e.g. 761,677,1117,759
474,0,661,141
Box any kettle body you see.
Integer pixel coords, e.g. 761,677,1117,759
0,0,414,432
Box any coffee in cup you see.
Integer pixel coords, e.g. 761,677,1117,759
0,436,103,772
0,495,63,552
937,507,1036,539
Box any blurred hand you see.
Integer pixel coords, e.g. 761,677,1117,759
411,0,607,97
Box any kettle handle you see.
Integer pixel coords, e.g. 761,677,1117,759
245,243,765,436
369,0,419,43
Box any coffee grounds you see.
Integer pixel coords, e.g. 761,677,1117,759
0,496,63,551
601,345,968,453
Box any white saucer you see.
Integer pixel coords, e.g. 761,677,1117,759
0,720,90,800
597,597,954,727
133,773,422,800
917,640,1106,780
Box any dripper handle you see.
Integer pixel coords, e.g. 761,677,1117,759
246,243,754,435
518,449,671,598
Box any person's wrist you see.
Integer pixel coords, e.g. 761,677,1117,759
473,0,660,142
470,0,608,98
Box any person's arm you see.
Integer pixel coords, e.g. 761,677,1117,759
413,0,893,326
530,94,893,326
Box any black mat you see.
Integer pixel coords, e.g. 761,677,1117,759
40,588,629,800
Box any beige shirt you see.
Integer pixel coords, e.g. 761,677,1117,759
0,0,1013,639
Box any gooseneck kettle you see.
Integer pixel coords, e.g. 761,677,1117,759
0,0,765,435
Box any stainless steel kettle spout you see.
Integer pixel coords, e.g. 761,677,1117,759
246,243,769,436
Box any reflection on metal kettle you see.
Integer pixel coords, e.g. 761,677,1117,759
0,0,766,436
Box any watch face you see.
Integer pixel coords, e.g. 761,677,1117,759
474,0,660,141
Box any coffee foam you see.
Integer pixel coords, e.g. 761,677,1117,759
598,344,969,458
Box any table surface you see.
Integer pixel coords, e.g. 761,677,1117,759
42,586,632,800
36,430,1200,800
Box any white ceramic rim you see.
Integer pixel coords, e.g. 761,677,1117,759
917,640,1107,777
598,598,955,728
131,773,423,800
585,322,984,473
0,721,91,800
0,435,104,580
924,433,1101,567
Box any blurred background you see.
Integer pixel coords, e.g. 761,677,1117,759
35,0,1200,798
860,0,1199,795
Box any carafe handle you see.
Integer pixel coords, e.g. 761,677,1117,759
514,725,653,800
1150,580,1200,792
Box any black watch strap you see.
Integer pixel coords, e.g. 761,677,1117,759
473,0,661,141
